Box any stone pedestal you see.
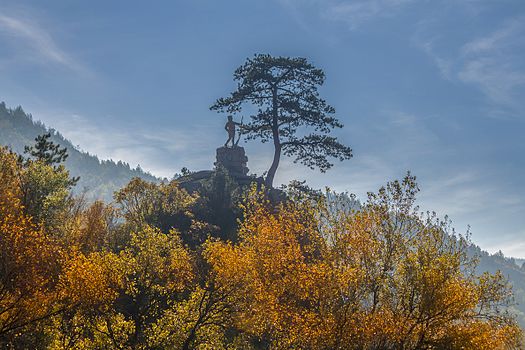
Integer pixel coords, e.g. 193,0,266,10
215,146,249,177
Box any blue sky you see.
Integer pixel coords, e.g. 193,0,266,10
1,0,524,257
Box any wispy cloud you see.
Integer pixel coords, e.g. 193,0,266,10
415,16,525,114
278,0,417,29
458,57,525,109
461,18,522,56
0,13,85,73
417,38,453,80
281,0,525,115
322,0,416,29
458,18,525,109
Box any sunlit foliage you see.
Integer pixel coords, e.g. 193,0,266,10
0,143,522,348
0,147,64,345
206,178,523,349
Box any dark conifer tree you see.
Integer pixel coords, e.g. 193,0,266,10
211,54,353,188
24,133,69,166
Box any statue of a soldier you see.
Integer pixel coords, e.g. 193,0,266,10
224,115,242,147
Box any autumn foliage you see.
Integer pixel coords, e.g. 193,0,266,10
207,181,522,349
0,145,522,349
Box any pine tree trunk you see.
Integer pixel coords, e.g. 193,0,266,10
265,143,281,188
265,86,280,189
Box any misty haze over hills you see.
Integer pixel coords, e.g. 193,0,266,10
0,102,159,202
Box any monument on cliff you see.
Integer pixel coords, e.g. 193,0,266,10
215,115,250,179
178,115,258,192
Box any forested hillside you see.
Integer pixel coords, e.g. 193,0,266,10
471,246,525,327
328,190,525,327
0,102,158,201
328,191,525,327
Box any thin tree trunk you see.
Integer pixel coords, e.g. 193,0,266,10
265,142,280,188
265,86,280,189
181,327,197,350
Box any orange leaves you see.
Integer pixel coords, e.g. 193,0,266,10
206,187,524,349
206,194,333,347
76,200,116,252
0,147,63,337
0,154,523,349
59,225,196,311
0,147,22,211
434,320,522,349
0,212,61,334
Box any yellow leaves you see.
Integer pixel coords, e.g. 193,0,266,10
51,225,201,348
147,286,232,350
46,311,136,350
114,177,199,232
0,150,63,338
206,194,333,347
206,189,524,349
59,251,126,309
436,320,523,350
1,157,523,349
59,225,196,311
127,226,195,295
19,159,74,230
0,147,22,211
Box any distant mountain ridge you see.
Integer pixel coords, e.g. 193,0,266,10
468,245,525,326
0,102,159,202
